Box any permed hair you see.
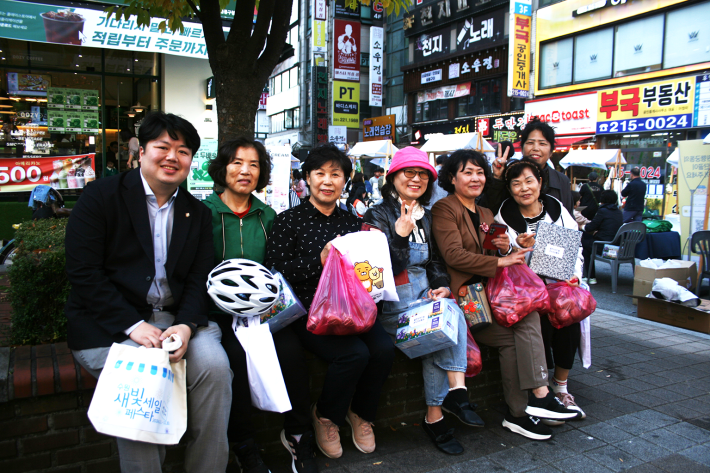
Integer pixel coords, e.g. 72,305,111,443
503,157,547,191
437,149,490,194
208,137,271,192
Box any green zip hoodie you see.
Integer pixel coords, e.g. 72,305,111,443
203,191,276,267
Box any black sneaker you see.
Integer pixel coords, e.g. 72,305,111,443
525,391,580,421
281,430,319,473
502,412,553,441
442,389,485,427
235,438,271,473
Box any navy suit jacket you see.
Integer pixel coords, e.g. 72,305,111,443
64,169,214,350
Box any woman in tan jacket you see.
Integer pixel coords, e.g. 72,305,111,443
431,149,580,441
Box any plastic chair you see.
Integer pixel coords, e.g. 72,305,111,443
589,222,646,293
691,230,710,295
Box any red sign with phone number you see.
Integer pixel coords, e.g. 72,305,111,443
0,153,95,193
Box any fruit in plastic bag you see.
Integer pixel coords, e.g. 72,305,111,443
485,264,551,327
307,248,378,335
545,281,596,329
465,330,482,377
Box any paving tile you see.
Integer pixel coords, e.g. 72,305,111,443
449,457,519,473
613,438,671,461
652,403,703,422
638,428,697,452
608,414,654,435
622,392,666,408
596,383,640,396
675,399,710,415
665,422,710,443
645,387,691,402
599,398,645,415
487,446,551,472
456,431,509,459
581,403,627,422
341,449,452,473
651,453,710,473
629,409,679,429
579,422,634,444
583,445,643,472
551,429,607,452
517,437,578,463
552,456,615,473
679,445,710,467
637,374,674,388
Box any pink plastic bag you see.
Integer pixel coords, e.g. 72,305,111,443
545,282,597,329
465,330,482,377
486,264,551,327
307,248,377,335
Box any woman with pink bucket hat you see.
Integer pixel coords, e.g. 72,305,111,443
364,147,482,456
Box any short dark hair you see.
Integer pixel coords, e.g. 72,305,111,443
138,111,200,156
352,172,364,184
630,167,641,177
520,117,556,149
601,190,618,204
302,143,352,181
208,137,271,192
572,191,581,205
293,169,302,180
588,171,598,181
503,157,547,191
436,154,447,166
381,169,435,207
499,141,515,159
438,149,490,194
109,141,118,148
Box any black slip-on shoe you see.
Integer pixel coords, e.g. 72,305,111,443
442,390,485,427
421,417,464,455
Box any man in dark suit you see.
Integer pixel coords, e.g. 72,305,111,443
621,167,647,223
65,112,231,472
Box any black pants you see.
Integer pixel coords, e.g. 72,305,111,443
540,314,581,371
290,317,395,426
216,315,312,443
582,233,603,278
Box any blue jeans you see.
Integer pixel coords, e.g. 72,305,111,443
382,241,467,407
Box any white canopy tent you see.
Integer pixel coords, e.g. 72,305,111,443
347,139,399,172
667,149,679,168
558,149,626,169
419,132,496,158
704,132,710,145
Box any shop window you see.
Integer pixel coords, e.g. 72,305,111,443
422,101,430,121
415,102,422,122
25,42,102,72
574,28,613,83
510,96,525,111
613,15,663,77
540,38,573,88
385,84,403,108
289,66,299,88
388,30,405,52
664,1,710,69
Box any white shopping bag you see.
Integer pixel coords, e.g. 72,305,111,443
87,336,187,445
578,316,591,369
234,320,292,413
331,231,399,303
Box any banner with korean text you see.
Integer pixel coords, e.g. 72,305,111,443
369,26,384,107
313,19,327,53
334,19,361,81
333,81,360,128
507,0,532,98
0,153,95,193
596,77,696,134
363,115,395,142
417,83,471,103
0,0,228,60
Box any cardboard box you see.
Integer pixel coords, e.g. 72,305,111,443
395,299,459,359
633,296,710,333
632,261,697,306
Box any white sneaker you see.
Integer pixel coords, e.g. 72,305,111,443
588,278,597,285
541,418,565,426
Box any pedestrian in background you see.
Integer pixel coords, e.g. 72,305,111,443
621,167,646,222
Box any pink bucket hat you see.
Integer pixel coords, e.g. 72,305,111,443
388,147,437,180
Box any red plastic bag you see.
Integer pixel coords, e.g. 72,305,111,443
486,264,551,327
465,330,482,377
545,282,597,329
307,248,377,335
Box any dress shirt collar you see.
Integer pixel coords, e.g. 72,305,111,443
140,170,179,206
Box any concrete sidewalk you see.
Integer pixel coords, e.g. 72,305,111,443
261,309,710,473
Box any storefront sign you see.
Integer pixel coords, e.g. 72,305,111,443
369,26,384,107
412,118,477,142
449,63,460,79
417,83,471,103
311,66,329,144
329,126,347,144
363,115,396,142
334,19,361,81
456,9,505,53
508,0,532,98
596,77,696,134
0,0,228,60
206,77,215,99
258,92,268,111
524,92,598,135
315,0,327,21
371,0,385,24
313,19,327,53
475,112,526,143
678,139,710,246
421,69,443,84
257,145,291,214
573,0,628,17
413,28,450,62
403,0,476,37
449,55,500,77
88,0,238,20
334,0,360,20
694,74,710,127
0,153,95,193
332,81,360,128
187,139,217,200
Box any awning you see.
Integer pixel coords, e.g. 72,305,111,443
667,149,679,168
704,132,710,145
558,149,626,169
419,132,496,156
554,136,594,151
348,140,399,158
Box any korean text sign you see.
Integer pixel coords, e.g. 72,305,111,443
597,77,696,134
369,27,384,107
187,139,218,200
363,115,396,142
0,0,226,60
333,81,360,128
0,153,95,193
508,0,532,98
334,19,361,82
312,66,329,144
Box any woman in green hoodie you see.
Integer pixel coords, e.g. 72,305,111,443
205,138,317,473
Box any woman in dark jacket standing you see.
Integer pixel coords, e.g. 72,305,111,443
364,147,481,456
582,190,624,285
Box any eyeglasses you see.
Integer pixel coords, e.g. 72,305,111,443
403,169,430,181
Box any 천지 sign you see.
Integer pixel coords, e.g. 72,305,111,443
333,81,360,128
334,19,361,81
596,77,696,134
508,0,532,98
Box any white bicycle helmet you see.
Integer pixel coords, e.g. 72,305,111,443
207,259,280,316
